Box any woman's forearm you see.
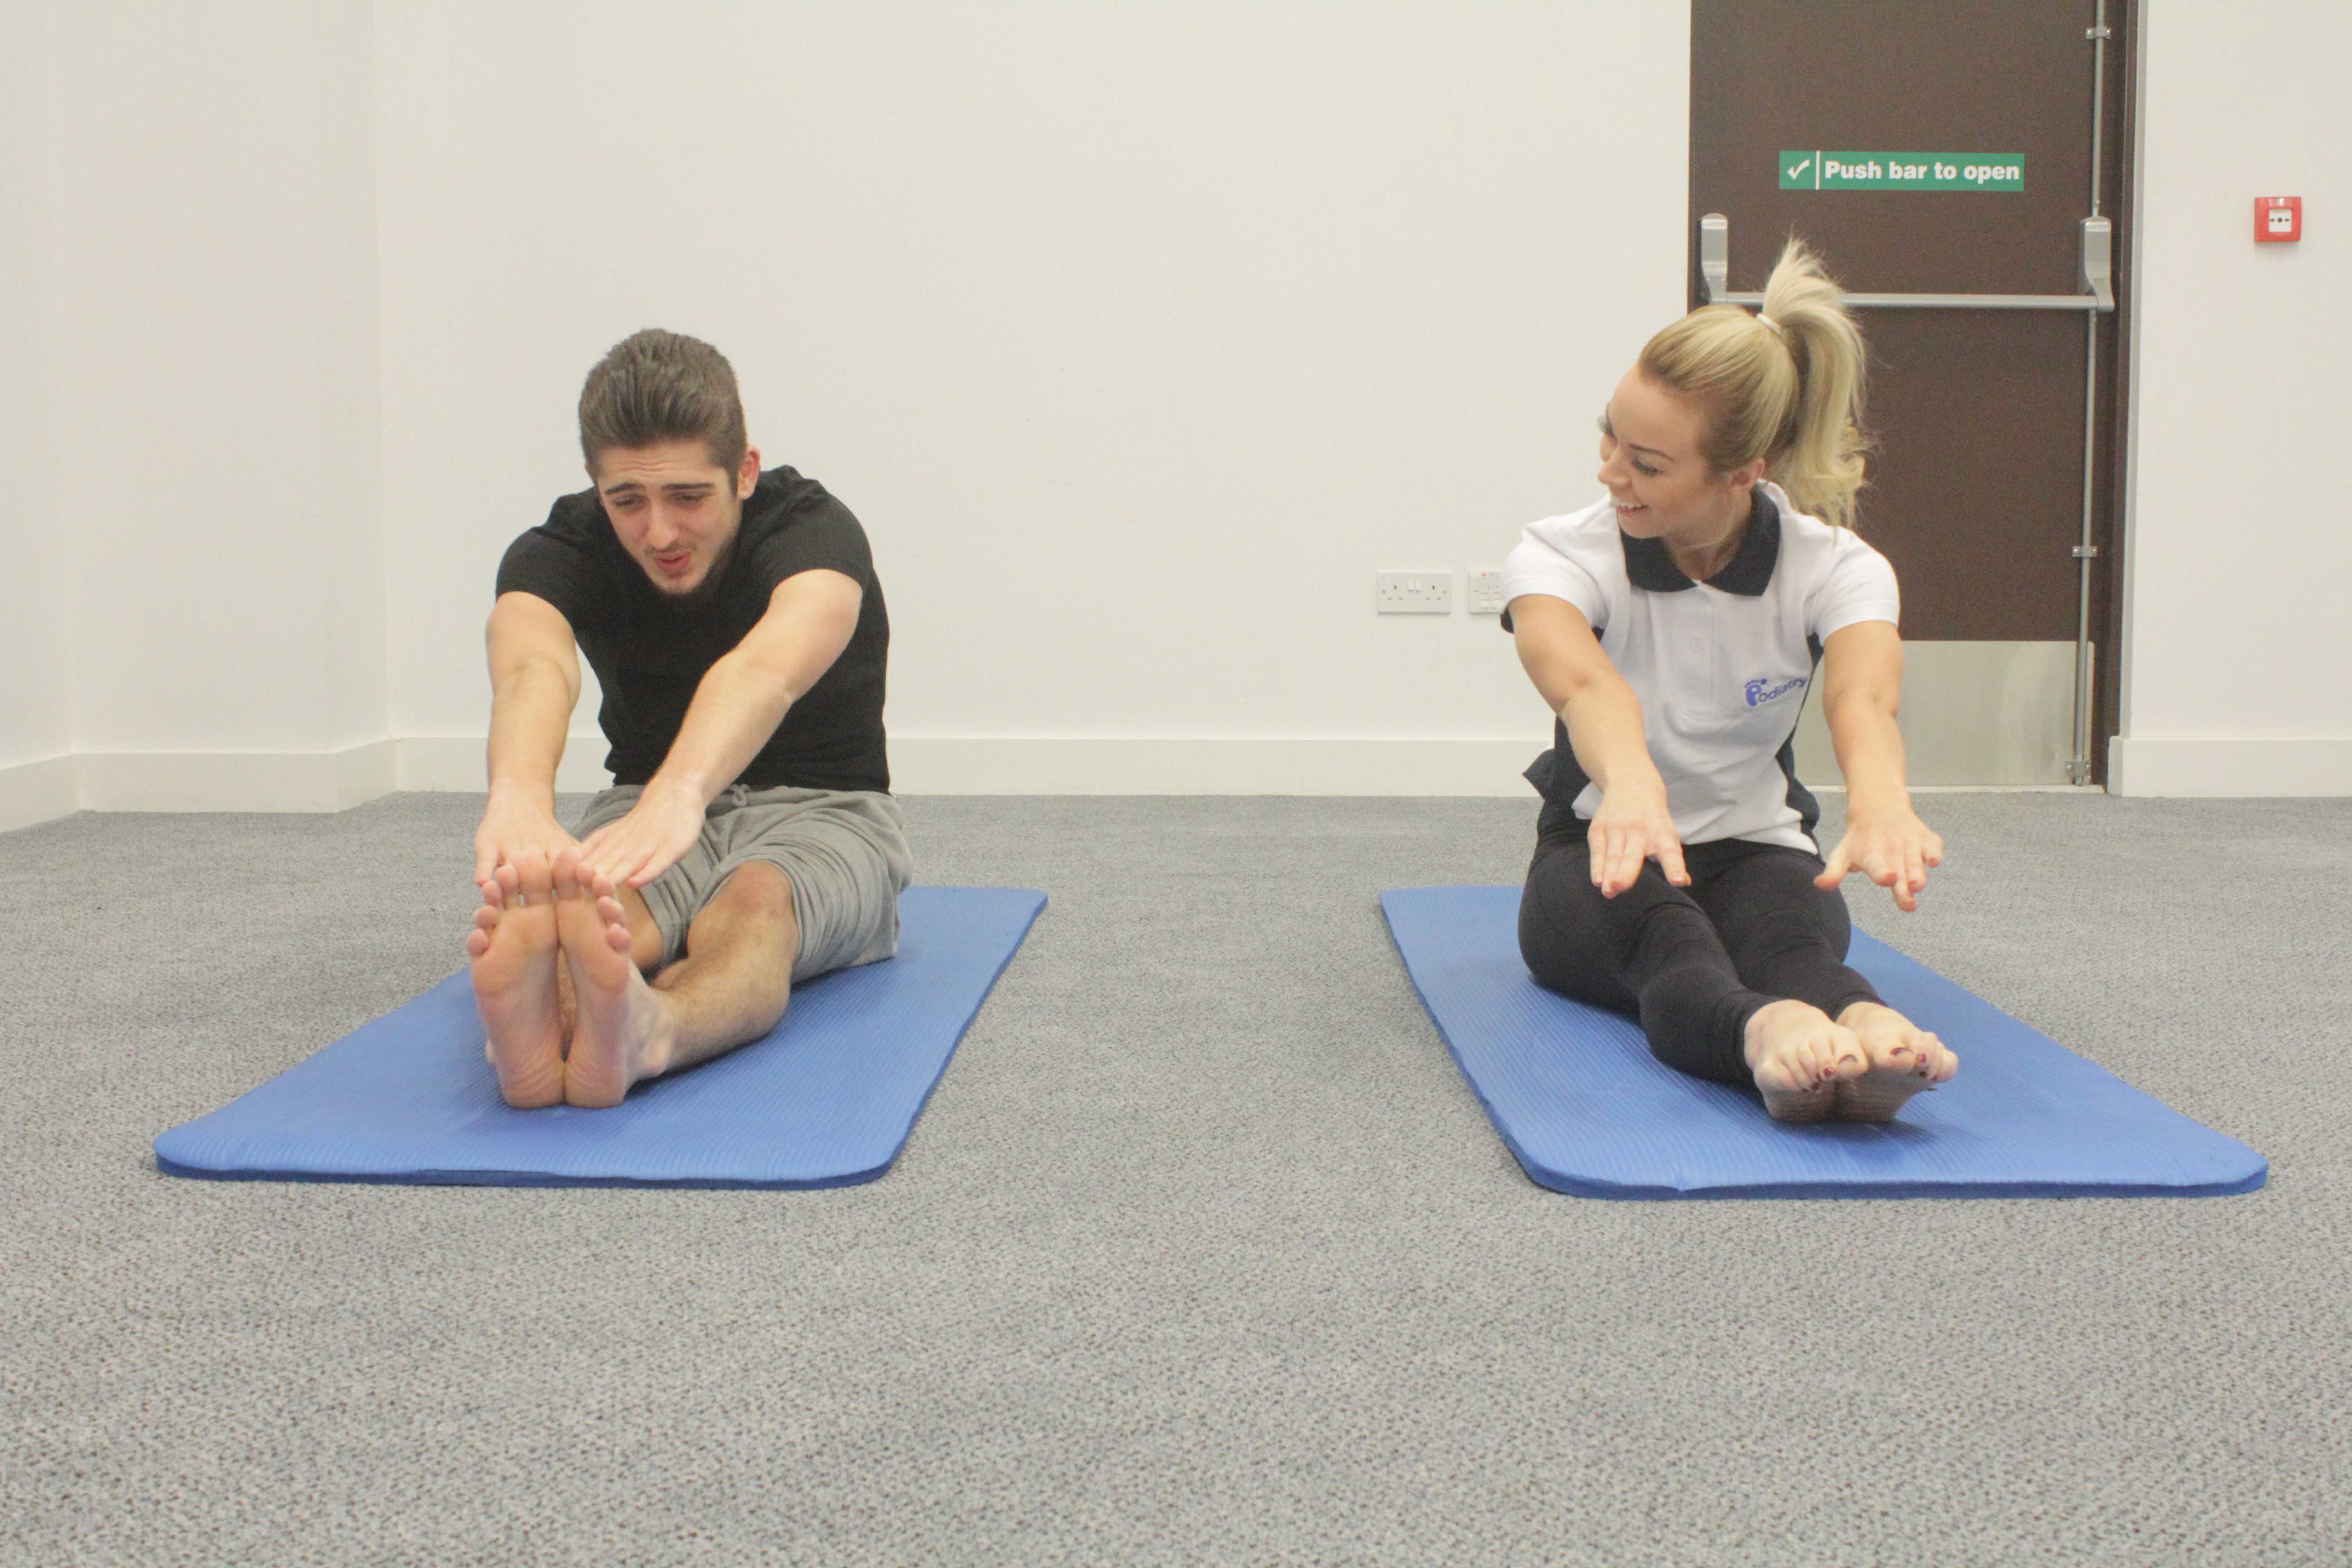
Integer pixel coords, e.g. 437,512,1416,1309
1564,675,1666,797
1826,694,1911,816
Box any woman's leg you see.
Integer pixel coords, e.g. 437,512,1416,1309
1696,843,1957,1118
1519,839,1838,1095
1691,843,1880,1020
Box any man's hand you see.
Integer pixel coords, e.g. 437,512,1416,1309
578,779,709,888
1588,779,1690,897
473,794,579,889
1817,807,1945,913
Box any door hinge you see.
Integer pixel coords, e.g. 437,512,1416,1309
2087,25,2113,40
2072,544,2100,559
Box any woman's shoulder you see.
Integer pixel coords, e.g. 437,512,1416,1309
1517,495,1622,561
1766,485,1893,578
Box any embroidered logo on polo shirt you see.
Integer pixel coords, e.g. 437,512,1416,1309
1744,675,1808,708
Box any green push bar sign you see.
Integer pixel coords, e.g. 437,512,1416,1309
1779,151,2025,191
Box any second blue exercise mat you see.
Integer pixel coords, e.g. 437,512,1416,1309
156,886,1046,1189
1383,886,2265,1200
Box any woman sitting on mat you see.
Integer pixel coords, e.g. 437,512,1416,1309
1501,238,1958,1123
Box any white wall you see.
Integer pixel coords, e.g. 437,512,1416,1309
2113,0,2352,795
28,0,391,813
11,2,2344,817
377,1,1690,793
0,1,78,830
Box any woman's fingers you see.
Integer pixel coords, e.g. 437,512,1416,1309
1657,834,1690,887
1814,843,1852,890
1592,825,1637,898
1604,832,1638,897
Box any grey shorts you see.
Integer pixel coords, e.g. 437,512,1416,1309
575,784,914,982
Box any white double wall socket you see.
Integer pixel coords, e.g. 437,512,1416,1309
1466,569,1505,615
1376,571,1452,614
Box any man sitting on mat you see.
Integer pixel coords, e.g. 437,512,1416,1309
1504,239,1958,1123
465,328,910,1108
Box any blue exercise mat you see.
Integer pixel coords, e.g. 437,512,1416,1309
1383,886,2266,1200
156,886,1046,1189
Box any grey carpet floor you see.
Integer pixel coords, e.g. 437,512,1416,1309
0,792,2346,1567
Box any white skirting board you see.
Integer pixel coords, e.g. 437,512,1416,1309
0,755,83,834
6,732,2352,828
73,741,401,813
887,737,1546,796
2107,736,2352,797
0,743,404,828
403,735,1541,797
396,735,618,794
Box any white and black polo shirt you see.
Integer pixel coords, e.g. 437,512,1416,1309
1499,481,1900,853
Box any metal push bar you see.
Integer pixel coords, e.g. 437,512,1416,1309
1696,213,2114,314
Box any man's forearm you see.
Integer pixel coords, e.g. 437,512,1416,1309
646,649,794,804
486,664,576,810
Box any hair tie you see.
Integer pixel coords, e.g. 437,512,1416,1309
1757,312,1785,338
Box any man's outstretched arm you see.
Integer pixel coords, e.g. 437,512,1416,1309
579,569,864,887
475,591,586,887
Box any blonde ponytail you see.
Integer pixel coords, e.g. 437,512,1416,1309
1636,237,1872,528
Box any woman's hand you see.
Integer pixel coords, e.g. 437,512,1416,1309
1588,779,1690,897
1817,806,1944,912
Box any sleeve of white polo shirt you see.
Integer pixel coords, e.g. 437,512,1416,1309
1501,514,1609,630
1809,529,1902,640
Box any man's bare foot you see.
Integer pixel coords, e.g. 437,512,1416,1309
467,855,566,1108
1744,999,1867,1123
553,849,674,1108
1834,1001,1959,1122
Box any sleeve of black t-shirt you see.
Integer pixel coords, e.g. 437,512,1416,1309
745,491,875,594
493,498,614,632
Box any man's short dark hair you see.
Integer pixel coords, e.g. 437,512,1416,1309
577,328,748,475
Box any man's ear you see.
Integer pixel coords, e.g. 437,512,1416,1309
736,445,761,500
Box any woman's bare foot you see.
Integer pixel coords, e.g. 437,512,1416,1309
1744,1000,1867,1123
1834,1001,1959,1122
553,849,674,1108
467,855,567,1108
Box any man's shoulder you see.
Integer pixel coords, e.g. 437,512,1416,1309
740,466,875,583
496,484,622,617
506,483,610,554
540,482,607,533
745,465,853,529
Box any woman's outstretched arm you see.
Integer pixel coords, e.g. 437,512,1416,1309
1509,594,1688,896
1817,619,1944,911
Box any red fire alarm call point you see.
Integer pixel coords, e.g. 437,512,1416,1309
2255,196,2302,244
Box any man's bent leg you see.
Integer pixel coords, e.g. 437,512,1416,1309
553,853,798,1107
652,862,799,1070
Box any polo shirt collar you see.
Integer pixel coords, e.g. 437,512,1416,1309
1620,487,1782,597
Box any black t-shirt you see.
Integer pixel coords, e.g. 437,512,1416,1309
495,466,890,793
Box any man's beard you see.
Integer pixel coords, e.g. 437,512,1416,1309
648,530,739,609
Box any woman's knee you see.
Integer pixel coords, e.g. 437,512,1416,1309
1518,851,1628,1005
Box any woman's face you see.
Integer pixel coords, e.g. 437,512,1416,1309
1594,367,1759,547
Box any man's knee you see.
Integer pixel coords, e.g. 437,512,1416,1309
709,861,796,926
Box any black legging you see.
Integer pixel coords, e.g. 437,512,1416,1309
1517,831,1882,1088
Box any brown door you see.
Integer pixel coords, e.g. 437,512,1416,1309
1690,0,2134,784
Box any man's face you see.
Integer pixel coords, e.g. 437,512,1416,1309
591,439,760,596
